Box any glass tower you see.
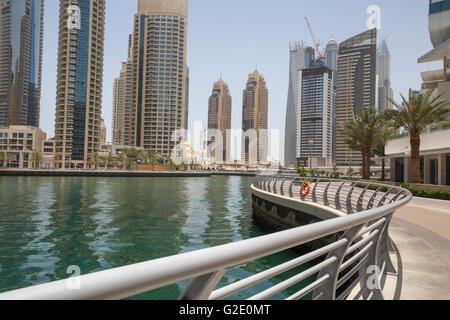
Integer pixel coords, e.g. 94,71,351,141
54,0,106,168
335,29,377,167
284,42,315,167
0,0,44,127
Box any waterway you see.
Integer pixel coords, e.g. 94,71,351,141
0,176,312,299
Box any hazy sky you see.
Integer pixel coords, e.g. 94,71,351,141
40,0,432,158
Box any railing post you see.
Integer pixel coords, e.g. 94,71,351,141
289,179,294,198
179,269,227,300
312,224,365,300
358,217,390,300
345,183,358,214
367,186,383,210
323,180,333,207
280,180,285,196
335,181,347,211
378,213,396,275
356,184,372,213
311,179,321,203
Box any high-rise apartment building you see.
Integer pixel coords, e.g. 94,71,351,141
297,62,334,168
0,0,44,127
242,71,268,164
335,29,377,167
207,79,232,162
126,0,189,156
54,0,106,168
377,39,393,113
284,42,315,167
112,60,132,146
325,39,338,72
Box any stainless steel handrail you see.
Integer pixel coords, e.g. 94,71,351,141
0,175,412,300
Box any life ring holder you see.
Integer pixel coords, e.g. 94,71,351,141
301,182,312,197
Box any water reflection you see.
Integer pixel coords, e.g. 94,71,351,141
0,176,311,300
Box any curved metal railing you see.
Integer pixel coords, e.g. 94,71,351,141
0,175,412,300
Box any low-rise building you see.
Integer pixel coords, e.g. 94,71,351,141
42,139,56,169
0,126,47,168
386,126,450,185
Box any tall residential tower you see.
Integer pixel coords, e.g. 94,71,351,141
54,0,106,168
297,62,334,168
127,0,189,156
0,0,44,127
335,29,377,167
207,79,232,162
242,71,268,164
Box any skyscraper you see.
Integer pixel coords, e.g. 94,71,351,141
325,38,338,72
0,0,44,127
298,61,334,168
112,49,132,146
54,0,106,169
325,38,339,161
335,29,377,167
377,39,393,113
127,0,189,156
284,42,315,167
207,79,232,162
242,70,268,164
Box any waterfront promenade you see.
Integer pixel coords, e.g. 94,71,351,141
383,197,450,300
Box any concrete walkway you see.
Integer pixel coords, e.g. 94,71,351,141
384,197,450,300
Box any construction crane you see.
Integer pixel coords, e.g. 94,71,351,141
305,17,325,60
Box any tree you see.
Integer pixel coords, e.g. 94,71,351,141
386,89,450,183
105,152,116,169
0,152,11,169
31,152,44,169
340,107,393,180
88,152,101,169
297,166,308,177
116,153,126,170
373,144,387,181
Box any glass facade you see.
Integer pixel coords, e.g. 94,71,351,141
0,0,44,127
72,0,91,161
55,0,105,168
429,0,450,14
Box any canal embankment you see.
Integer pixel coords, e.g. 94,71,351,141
0,169,257,178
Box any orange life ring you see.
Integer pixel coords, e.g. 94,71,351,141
302,182,311,197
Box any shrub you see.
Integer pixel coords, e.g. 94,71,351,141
401,184,450,201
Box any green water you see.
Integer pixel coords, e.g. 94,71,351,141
0,176,313,300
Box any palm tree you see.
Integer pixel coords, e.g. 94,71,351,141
88,152,101,169
340,107,393,180
116,153,126,170
0,152,11,169
167,158,175,171
386,89,450,183
31,152,44,169
105,152,116,169
124,156,135,170
373,144,387,181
